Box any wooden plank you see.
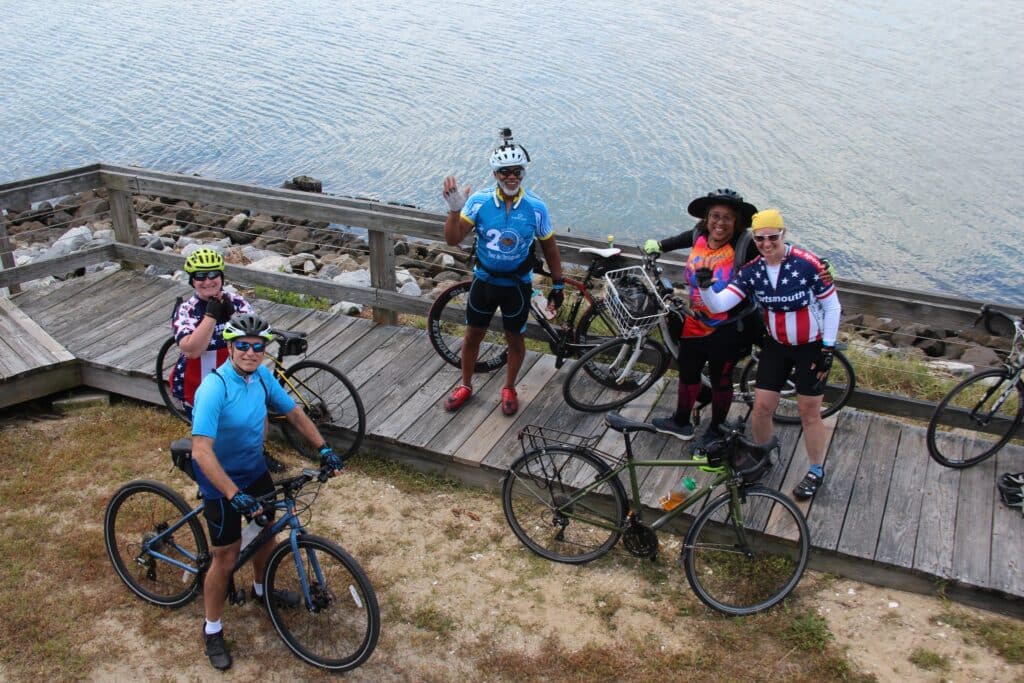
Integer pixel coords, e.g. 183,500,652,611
350,332,435,412
323,324,405,373
633,384,692,509
0,362,81,409
57,281,177,355
0,244,118,289
426,355,541,457
806,410,871,550
297,317,377,366
368,229,397,326
68,287,182,360
951,435,997,588
0,335,25,376
466,354,562,469
913,432,962,578
0,211,20,295
366,351,451,437
836,415,901,559
874,425,930,567
765,413,839,540
0,302,65,369
109,189,140,271
13,269,126,319
591,377,668,455
373,364,464,441
990,442,1024,596
0,164,102,211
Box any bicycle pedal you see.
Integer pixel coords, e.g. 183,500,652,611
228,588,247,606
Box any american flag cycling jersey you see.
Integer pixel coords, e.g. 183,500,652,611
701,244,840,346
169,289,253,405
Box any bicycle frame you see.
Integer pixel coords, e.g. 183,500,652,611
132,478,324,605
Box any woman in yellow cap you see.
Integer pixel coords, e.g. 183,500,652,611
695,209,841,500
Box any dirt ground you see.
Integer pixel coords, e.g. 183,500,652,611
1,404,1022,682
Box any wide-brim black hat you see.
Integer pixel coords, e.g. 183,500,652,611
687,190,757,220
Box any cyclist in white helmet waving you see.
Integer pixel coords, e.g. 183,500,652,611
441,128,564,416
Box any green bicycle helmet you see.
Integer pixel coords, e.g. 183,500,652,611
222,314,274,342
184,247,225,274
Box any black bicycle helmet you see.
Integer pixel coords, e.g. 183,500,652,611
687,188,757,221
998,471,1024,508
222,314,274,342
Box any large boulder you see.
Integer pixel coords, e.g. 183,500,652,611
959,345,1002,368
248,254,294,274
332,269,371,288
222,213,252,244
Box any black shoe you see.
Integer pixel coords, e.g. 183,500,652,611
204,628,232,670
793,470,824,501
651,416,695,441
264,451,286,474
251,585,301,610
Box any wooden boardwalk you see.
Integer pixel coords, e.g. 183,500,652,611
3,269,1022,609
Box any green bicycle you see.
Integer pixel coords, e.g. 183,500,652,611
501,413,810,616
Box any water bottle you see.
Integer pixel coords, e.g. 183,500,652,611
531,289,555,320
659,476,696,511
240,519,261,551
607,234,615,248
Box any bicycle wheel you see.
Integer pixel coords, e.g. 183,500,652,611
155,337,192,424
683,485,809,616
427,280,509,373
279,361,366,462
264,534,380,671
562,337,670,412
926,368,1024,468
103,480,207,608
502,446,627,563
738,349,855,424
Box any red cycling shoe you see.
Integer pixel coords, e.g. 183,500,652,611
501,387,519,416
444,385,472,412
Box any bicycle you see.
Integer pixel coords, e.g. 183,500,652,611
103,441,380,671
501,412,810,616
926,304,1024,468
562,253,856,418
155,309,366,462
426,242,670,382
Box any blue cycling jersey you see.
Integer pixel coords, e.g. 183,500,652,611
461,186,553,286
191,362,296,500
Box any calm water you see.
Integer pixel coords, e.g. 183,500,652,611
2,1,1022,303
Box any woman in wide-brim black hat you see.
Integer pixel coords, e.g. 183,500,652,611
643,188,762,447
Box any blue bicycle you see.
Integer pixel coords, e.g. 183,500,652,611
103,441,380,672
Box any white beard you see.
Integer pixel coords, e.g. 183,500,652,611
499,179,520,196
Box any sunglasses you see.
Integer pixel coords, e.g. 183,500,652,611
232,341,267,353
192,271,223,281
753,233,783,243
496,167,524,178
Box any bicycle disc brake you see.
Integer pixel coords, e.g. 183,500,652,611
622,518,659,559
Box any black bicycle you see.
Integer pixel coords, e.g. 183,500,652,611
156,317,365,462
104,442,380,671
927,305,1024,468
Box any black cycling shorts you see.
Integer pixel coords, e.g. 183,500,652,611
754,338,826,397
465,278,531,334
203,471,277,547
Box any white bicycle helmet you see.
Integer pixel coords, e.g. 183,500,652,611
489,127,531,170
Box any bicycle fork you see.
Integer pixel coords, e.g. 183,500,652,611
609,338,645,385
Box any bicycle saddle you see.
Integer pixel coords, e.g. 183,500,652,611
579,246,621,259
275,329,308,341
604,412,657,434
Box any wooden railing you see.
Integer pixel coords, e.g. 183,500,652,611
2,163,1023,424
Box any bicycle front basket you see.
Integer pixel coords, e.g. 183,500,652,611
604,266,667,338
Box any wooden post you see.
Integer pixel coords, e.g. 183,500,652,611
368,228,397,325
108,189,141,271
0,210,20,295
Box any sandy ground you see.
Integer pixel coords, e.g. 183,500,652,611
2,406,1022,682
90,462,1022,682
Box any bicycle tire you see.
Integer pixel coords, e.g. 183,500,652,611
562,337,671,412
502,446,627,563
264,534,380,671
683,485,809,616
155,337,192,424
427,280,509,373
103,479,207,608
279,360,366,462
926,368,1024,468
738,348,855,424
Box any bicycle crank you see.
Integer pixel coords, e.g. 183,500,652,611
622,519,659,559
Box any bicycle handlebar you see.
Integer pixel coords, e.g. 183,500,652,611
642,252,759,327
250,460,343,526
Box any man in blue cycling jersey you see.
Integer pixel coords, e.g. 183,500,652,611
441,129,563,416
190,314,344,670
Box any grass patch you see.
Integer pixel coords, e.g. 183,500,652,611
908,647,950,672
349,450,467,495
932,609,1024,664
411,604,458,635
783,612,834,651
253,284,331,311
